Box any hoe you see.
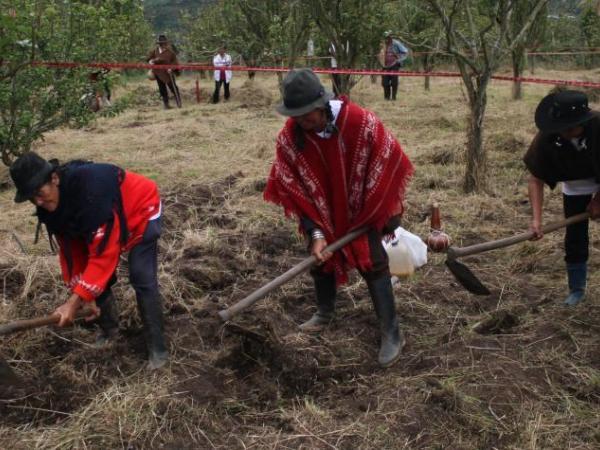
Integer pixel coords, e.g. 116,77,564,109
0,309,92,385
219,211,591,322
444,212,590,295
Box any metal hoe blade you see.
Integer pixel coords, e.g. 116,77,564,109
0,355,21,386
445,259,491,296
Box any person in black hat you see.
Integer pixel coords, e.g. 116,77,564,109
524,90,600,306
147,34,182,109
10,152,169,370
264,69,414,368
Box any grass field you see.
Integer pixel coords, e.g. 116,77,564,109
0,66,599,449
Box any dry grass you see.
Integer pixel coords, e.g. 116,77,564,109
0,67,599,449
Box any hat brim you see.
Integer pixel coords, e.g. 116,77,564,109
13,166,53,203
277,91,335,117
14,190,30,203
535,93,595,133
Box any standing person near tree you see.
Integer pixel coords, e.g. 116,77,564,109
147,34,182,109
9,152,169,370
378,31,409,101
264,69,413,368
212,45,232,103
524,90,600,306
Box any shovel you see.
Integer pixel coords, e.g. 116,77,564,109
445,212,590,295
0,308,94,385
218,226,369,321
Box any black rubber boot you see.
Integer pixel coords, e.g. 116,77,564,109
299,272,336,333
94,289,119,348
564,262,587,306
137,295,169,370
366,276,404,368
162,98,171,109
391,84,398,100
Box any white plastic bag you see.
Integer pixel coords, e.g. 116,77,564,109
383,226,427,277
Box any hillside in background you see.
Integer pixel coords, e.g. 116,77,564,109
549,0,585,14
144,0,215,32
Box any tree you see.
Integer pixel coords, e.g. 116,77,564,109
307,0,391,95
0,0,152,166
580,1,600,67
397,2,445,91
508,1,548,99
427,0,549,193
181,0,311,86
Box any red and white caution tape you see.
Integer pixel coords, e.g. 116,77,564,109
22,60,600,89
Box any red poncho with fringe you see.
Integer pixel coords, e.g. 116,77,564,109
264,100,413,285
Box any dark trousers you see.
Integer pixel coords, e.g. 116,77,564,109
96,218,162,309
213,80,230,103
381,71,399,100
156,78,180,106
129,218,161,300
310,216,401,284
563,194,591,264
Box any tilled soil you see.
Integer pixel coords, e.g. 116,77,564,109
1,174,599,449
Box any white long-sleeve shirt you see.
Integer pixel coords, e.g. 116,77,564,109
213,53,232,82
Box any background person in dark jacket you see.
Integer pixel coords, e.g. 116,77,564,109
524,90,600,306
147,34,182,109
10,152,169,370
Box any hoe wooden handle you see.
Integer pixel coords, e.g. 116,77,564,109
218,226,369,322
0,308,93,336
447,212,590,260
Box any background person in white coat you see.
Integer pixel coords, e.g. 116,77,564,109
212,45,232,103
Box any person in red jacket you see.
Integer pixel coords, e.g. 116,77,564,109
10,152,169,370
264,69,413,367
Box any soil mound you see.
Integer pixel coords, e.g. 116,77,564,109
235,79,274,108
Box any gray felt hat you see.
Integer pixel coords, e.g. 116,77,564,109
277,69,334,117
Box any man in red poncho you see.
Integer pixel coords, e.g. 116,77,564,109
264,69,413,367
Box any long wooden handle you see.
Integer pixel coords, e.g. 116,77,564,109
218,226,369,322
0,309,92,336
447,212,590,260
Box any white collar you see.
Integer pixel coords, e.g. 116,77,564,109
317,100,343,139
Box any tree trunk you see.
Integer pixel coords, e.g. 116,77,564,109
422,54,433,91
464,82,488,193
528,53,535,75
338,74,352,95
511,49,525,100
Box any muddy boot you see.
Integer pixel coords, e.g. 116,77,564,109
299,272,336,333
162,98,171,110
564,262,586,306
367,276,404,368
137,295,169,370
94,290,119,348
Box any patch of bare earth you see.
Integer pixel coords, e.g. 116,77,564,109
0,69,599,448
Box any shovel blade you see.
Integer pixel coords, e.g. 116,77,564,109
0,355,21,386
445,259,491,296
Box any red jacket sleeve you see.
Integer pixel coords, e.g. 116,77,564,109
70,213,122,302
57,237,88,288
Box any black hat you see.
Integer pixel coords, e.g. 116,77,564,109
535,90,594,133
156,34,169,44
10,152,55,203
277,69,334,117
